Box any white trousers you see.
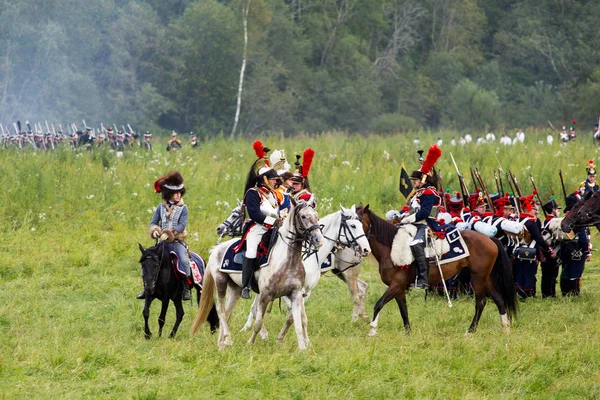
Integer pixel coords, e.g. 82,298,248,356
245,224,268,258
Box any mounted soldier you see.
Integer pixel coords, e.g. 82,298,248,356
240,141,282,299
270,149,292,218
397,144,442,289
290,148,316,206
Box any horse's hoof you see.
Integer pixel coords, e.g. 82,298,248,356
260,331,269,341
144,333,152,340
368,329,378,337
351,315,359,323
240,326,249,332
223,337,233,347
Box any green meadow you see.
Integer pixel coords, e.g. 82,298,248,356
1,131,599,399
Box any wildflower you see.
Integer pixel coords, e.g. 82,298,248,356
86,194,95,200
342,161,351,166
31,227,36,232
147,208,154,214
383,150,390,160
132,192,138,197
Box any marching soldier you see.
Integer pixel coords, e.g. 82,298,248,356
189,132,198,148
142,131,152,150
239,141,282,299
398,144,443,289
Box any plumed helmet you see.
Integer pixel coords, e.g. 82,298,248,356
468,192,486,210
587,160,596,176
154,171,186,201
244,140,276,194
270,149,290,175
410,144,441,184
518,191,537,213
290,148,315,191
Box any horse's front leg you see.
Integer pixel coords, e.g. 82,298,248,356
158,298,170,338
143,298,153,339
369,284,408,336
290,291,308,350
277,296,294,343
169,298,184,338
215,284,232,351
241,295,258,332
249,294,270,344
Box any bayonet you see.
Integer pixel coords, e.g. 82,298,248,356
559,170,568,205
529,174,546,218
450,152,470,208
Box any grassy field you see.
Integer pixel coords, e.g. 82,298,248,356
1,131,599,399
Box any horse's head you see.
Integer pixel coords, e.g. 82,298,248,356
293,201,324,250
339,204,371,257
355,203,370,233
216,201,243,238
138,243,163,296
561,192,600,232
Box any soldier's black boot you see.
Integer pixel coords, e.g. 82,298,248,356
136,290,145,300
241,256,255,299
411,243,429,289
182,281,191,301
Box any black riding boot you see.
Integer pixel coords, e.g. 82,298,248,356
241,256,255,299
136,290,145,300
411,243,429,289
182,280,191,301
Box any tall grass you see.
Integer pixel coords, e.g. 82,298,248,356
0,131,599,398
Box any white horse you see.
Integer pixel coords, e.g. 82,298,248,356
190,201,323,351
241,205,371,343
217,203,372,324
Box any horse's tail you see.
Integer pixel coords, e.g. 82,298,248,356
190,271,215,336
490,237,518,321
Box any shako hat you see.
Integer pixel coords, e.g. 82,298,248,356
587,160,596,176
542,196,561,214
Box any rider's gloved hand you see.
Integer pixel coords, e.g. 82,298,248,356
159,233,169,241
151,230,161,239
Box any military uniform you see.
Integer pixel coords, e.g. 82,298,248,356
560,194,589,296
167,131,182,151
539,198,561,298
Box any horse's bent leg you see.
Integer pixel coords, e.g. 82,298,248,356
394,292,410,334
468,282,487,333
215,281,232,350
356,278,370,323
169,299,184,338
158,299,169,338
143,299,152,339
241,296,258,332
277,309,294,344
290,291,308,350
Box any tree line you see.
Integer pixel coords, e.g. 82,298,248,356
1,0,599,137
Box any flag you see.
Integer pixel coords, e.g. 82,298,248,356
399,162,412,199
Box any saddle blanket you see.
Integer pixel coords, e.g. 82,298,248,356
219,239,271,273
169,250,206,286
320,253,334,273
390,226,470,269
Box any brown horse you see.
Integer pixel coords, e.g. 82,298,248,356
357,205,517,335
561,192,600,232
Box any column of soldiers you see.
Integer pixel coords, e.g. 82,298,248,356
1,123,200,152
393,149,596,299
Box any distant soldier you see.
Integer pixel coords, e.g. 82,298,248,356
189,132,198,148
569,120,576,141
593,123,600,144
96,133,106,148
166,131,182,151
115,132,125,152
142,131,152,150
580,160,599,195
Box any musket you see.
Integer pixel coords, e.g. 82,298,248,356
474,167,495,213
463,147,478,192
449,152,470,207
509,169,523,197
13,122,18,134
559,169,568,205
469,167,478,193
438,170,448,210
529,174,546,218
494,170,501,194
127,124,133,133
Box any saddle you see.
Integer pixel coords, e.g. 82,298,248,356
168,249,206,286
390,225,469,269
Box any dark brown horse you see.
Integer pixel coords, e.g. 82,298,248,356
561,192,600,232
357,205,517,335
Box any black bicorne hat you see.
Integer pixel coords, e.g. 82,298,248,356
542,197,561,214
564,193,579,213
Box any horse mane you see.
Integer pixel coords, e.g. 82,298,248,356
366,208,398,247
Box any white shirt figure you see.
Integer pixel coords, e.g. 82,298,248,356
500,134,512,145
514,129,525,143
413,137,420,146
546,134,554,145
437,137,443,147
459,137,467,146
451,137,456,146
476,136,485,145
465,134,473,143
485,132,496,142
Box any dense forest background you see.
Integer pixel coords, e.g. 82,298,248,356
1,0,600,136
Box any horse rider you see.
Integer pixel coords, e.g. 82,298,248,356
560,193,589,296
539,196,561,298
240,141,282,299
270,150,292,218
290,148,316,206
138,171,192,300
398,144,443,289
580,161,599,195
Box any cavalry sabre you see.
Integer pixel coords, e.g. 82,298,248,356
426,231,452,308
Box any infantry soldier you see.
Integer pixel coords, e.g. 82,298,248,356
189,132,198,148
560,194,589,296
239,141,282,299
398,144,443,289
593,123,600,144
540,197,561,298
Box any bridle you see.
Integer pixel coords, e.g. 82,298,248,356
323,213,366,252
140,243,165,294
279,202,322,260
